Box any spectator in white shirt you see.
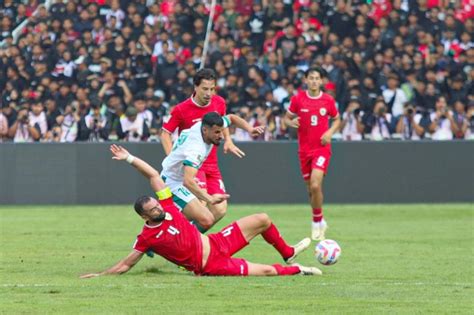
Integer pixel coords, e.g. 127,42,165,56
0,110,8,142
144,4,167,27
29,101,48,137
340,99,365,141
106,0,125,30
383,75,408,117
395,104,426,140
429,96,458,140
363,100,393,140
8,106,41,143
133,96,154,129
57,104,80,142
118,106,149,142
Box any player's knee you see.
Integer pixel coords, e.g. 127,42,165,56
309,181,322,193
198,214,215,229
214,204,227,218
255,213,271,228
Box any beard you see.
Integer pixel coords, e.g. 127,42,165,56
149,211,166,223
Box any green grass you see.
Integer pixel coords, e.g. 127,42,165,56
0,204,473,314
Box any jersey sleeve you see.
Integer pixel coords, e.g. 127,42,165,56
287,95,299,115
132,234,149,253
162,106,181,134
222,115,231,128
328,96,339,118
183,148,203,169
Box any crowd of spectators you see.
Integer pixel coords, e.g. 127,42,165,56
0,0,473,143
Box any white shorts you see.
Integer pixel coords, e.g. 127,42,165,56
162,175,197,209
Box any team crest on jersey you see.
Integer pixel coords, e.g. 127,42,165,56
320,108,327,116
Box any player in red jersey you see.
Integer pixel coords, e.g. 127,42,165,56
80,145,320,278
160,69,244,230
284,68,341,241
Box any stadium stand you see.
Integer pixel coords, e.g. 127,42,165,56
0,0,473,142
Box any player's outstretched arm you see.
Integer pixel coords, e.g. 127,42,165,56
222,124,246,158
183,165,229,205
110,144,167,192
227,114,265,137
80,250,144,278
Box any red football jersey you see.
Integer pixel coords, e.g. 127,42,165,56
162,94,227,171
288,91,339,153
133,204,203,273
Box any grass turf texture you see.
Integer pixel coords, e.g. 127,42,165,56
0,204,472,314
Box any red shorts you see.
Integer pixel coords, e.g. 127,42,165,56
195,167,226,195
200,222,249,276
299,149,332,180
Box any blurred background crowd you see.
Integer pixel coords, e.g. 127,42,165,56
0,0,473,143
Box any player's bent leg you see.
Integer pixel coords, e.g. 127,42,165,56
235,213,271,242
182,199,215,232
236,213,297,261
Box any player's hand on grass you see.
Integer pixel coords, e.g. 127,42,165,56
80,273,101,279
287,117,300,129
208,194,230,205
320,131,332,145
224,141,246,158
110,144,130,161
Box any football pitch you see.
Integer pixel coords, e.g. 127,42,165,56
1,204,472,314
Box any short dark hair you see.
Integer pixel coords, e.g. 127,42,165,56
193,68,217,86
134,196,151,216
305,67,325,78
202,112,224,128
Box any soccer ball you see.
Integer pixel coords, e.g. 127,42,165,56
315,240,341,265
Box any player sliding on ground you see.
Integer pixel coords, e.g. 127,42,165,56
80,145,320,277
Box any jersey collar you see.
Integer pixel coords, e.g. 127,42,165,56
306,91,323,99
191,93,211,107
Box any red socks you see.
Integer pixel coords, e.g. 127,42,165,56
312,208,323,223
262,223,294,259
272,264,301,276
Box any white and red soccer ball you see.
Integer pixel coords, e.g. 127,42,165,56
315,239,341,265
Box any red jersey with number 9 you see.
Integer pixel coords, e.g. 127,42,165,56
288,91,338,153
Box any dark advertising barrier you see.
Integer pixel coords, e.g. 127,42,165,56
0,141,472,204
